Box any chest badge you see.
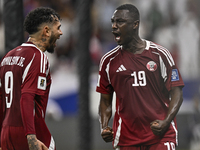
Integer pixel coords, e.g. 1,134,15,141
146,61,157,71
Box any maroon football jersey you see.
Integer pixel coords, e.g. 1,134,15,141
0,42,55,149
96,40,184,147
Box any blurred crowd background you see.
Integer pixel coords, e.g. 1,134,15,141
0,0,200,149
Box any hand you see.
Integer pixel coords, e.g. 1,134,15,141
101,126,114,142
27,134,48,150
150,120,170,136
37,139,48,150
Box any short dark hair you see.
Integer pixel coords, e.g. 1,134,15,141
24,7,61,35
116,4,140,21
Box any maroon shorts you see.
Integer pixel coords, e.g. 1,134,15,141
1,126,29,150
116,141,176,150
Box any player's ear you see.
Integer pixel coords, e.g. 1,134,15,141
43,25,51,37
133,20,139,29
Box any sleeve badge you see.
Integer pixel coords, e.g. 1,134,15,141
37,76,46,90
171,69,179,81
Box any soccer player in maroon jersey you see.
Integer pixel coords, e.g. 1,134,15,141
0,7,62,150
96,4,184,150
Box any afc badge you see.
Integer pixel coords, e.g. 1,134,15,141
171,69,179,81
37,76,46,90
146,61,157,71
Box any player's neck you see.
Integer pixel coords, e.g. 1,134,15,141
123,38,146,54
28,37,47,52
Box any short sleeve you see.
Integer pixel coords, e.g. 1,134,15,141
96,58,114,94
158,48,184,91
165,65,184,91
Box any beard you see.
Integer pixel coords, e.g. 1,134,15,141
46,34,56,53
46,45,54,53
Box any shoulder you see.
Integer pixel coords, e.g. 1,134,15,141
99,46,121,71
20,43,42,55
147,40,175,67
20,43,49,73
20,43,48,61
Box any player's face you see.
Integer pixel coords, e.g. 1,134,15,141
111,10,135,46
46,21,62,53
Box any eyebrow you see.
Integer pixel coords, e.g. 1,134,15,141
111,18,126,21
58,24,61,28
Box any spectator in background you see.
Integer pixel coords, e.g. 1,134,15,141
146,1,163,40
176,0,200,80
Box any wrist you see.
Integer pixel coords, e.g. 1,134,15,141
101,126,112,133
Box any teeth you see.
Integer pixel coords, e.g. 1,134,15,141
116,37,120,40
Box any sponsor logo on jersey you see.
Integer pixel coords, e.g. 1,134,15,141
37,76,46,90
146,61,157,71
116,65,126,72
171,69,179,81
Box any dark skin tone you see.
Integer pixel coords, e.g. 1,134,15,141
111,9,145,54
99,9,183,142
99,93,113,142
150,86,183,135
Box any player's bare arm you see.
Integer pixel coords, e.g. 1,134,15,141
99,93,114,142
27,134,48,150
150,86,183,135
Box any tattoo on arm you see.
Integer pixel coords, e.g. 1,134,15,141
27,134,39,150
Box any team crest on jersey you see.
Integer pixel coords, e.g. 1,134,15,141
146,61,157,71
37,76,46,90
171,69,179,81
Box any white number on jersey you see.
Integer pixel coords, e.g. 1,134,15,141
5,71,13,108
164,142,175,150
131,71,146,86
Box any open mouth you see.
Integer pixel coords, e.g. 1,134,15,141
54,37,60,47
112,32,121,41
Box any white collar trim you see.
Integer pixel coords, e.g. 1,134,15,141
21,43,43,52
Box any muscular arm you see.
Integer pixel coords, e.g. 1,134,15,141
150,86,183,135
99,93,113,129
164,86,183,124
98,93,114,142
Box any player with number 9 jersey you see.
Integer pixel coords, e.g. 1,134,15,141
0,42,55,149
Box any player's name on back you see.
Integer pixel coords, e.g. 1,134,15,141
1,56,25,67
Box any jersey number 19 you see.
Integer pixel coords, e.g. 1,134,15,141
131,71,146,86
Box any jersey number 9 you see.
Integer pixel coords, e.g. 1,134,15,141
5,71,13,108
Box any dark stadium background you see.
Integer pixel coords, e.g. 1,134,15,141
0,0,200,149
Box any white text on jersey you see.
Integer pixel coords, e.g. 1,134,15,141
1,56,25,67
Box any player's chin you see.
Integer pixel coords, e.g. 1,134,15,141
46,47,55,53
116,40,122,45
